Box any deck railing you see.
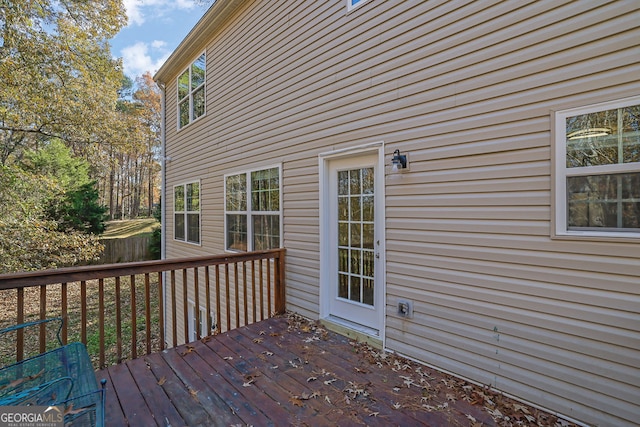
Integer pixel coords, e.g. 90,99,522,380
0,249,285,369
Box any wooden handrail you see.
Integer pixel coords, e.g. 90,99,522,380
0,249,286,369
0,249,285,288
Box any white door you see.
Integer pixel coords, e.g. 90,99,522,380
322,150,384,336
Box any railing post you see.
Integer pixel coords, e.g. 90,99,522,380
275,249,286,314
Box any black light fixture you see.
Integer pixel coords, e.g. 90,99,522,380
391,149,407,172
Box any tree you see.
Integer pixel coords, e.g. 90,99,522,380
20,140,108,234
101,72,162,220
0,165,103,273
47,182,108,235
0,0,126,163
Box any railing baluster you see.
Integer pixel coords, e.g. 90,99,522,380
81,281,87,345
267,259,272,315
194,268,200,340
171,270,177,347
243,261,248,326
259,259,264,321
61,283,68,345
225,263,230,332
215,265,221,334
99,278,105,368
145,273,151,355
251,260,256,323
17,288,24,362
158,272,165,351
39,285,46,353
205,266,211,337
115,276,122,363
182,269,188,344
130,275,137,360
234,261,240,328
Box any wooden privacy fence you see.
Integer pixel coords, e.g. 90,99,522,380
99,235,152,264
0,249,285,369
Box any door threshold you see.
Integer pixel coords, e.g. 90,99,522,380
321,316,382,349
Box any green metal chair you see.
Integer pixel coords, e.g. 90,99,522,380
0,318,106,426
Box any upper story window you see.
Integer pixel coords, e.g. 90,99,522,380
347,0,372,11
554,96,640,238
174,181,200,244
177,53,206,129
225,166,281,251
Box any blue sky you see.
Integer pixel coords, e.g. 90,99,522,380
110,0,212,79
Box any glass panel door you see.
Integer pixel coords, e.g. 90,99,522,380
337,167,375,306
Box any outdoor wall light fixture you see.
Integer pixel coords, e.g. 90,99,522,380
391,149,407,172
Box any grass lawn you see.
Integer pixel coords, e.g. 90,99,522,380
102,218,159,239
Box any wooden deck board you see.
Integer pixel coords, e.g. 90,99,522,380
107,362,158,426
97,315,498,426
126,357,184,427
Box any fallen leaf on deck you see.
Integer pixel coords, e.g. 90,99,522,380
289,397,304,407
64,404,88,416
253,338,264,343
157,376,166,386
307,376,317,382
181,345,195,356
189,388,199,401
223,356,233,360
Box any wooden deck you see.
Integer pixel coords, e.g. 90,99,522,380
97,315,498,426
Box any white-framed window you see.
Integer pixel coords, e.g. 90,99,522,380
554,96,640,238
174,181,201,244
188,302,214,342
347,0,372,11
225,166,282,251
177,52,206,129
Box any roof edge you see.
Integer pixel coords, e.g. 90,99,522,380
154,0,246,84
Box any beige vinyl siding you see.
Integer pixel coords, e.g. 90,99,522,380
158,0,640,425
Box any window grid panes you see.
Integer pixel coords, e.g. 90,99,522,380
559,99,640,233
174,182,200,244
177,53,206,129
225,167,281,251
337,167,374,306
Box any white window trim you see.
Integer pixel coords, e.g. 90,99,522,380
553,95,640,240
347,0,372,12
224,164,283,253
177,52,206,130
173,180,202,245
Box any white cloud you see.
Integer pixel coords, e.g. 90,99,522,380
120,42,170,77
151,40,167,49
123,0,197,27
